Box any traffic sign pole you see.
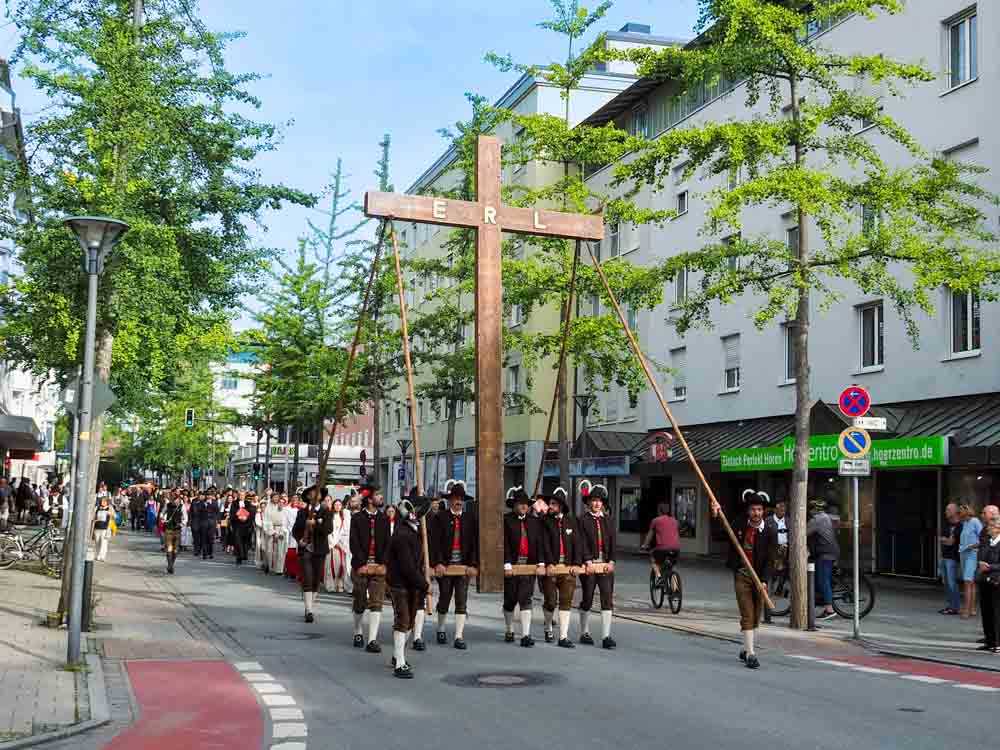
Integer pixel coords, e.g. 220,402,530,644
852,475,861,639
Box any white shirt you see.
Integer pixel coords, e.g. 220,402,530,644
774,515,788,545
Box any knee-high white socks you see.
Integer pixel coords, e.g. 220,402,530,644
543,609,554,634
393,631,407,668
579,610,591,635
743,629,755,655
504,610,514,634
436,612,447,634
412,610,425,643
558,610,571,640
455,613,467,640
303,591,313,613
520,608,532,637
601,610,613,639
353,612,363,636
367,612,381,644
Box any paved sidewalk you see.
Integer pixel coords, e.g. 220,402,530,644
0,563,85,743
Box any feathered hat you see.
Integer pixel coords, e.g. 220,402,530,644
505,485,530,509
548,486,571,514
579,479,608,503
741,488,769,508
443,479,469,500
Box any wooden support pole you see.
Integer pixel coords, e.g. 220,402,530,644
584,243,773,610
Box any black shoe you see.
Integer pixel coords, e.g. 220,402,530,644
558,638,575,649
436,631,447,645
520,636,535,648
746,654,760,669
580,633,594,646
504,632,515,643
977,638,987,644
976,644,996,651
391,656,396,667
454,638,467,650
353,634,364,648
305,612,314,624
208,555,213,559
544,630,554,643
413,639,426,652
168,567,174,575
740,650,747,662
366,641,381,653
394,665,414,679
602,637,616,650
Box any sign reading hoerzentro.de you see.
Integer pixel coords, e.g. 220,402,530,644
721,434,948,472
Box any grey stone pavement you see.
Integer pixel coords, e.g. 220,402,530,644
3,529,999,750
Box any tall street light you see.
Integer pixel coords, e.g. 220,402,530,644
64,215,129,666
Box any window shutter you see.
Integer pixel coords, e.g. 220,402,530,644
723,335,740,370
671,348,687,388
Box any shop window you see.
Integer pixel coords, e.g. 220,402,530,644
619,487,641,533
859,301,884,368
674,486,698,538
951,290,981,354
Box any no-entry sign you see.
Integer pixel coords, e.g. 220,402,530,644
838,386,871,418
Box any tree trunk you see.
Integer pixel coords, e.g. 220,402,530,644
445,395,457,485
788,72,811,630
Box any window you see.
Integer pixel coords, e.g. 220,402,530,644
220,376,239,391
456,399,465,418
676,191,689,216
722,334,741,391
606,388,619,422
723,234,740,271
626,305,638,332
627,392,639,414
728,166,741,191
948,10,978,88
669,346,687,399
418,400,425,425
786,225,800,254
783,324,797,382
951,290,981,354
861,204,879,238
506,365,522,415
509,303,524,327
602,221,620,258
394,408,401,430
859,302,884,368
674,268,688,305
589,294,600,317
630,105,648,138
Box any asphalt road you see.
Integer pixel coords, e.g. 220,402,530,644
98,534,1000,749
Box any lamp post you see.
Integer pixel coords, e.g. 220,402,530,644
573,392,597,461
397,438,411,501
63,216,129,666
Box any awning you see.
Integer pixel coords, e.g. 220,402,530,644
0,414,42,452
574,429,646,457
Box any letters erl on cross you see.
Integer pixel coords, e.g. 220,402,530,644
364,135,603,592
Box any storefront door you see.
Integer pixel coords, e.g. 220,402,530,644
876,470,938,577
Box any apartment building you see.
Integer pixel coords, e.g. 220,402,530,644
580,2,999,571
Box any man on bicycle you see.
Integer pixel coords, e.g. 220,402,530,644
642,503,679,585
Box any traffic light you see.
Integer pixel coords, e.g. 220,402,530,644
252,462,261,481
184,408,194,428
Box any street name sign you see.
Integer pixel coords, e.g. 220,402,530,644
838,458,871,477
838,385,871,419
853,416,887,431
838,427,872,459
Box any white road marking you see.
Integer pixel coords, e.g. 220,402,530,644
271,743,307,750
233,661,263,671
815,659,855,667
270,708,305,721
261,694,296,707
848,666,897,675
899,675,950,684
244,673,276,682
273,723,308,738
788,655,819,661
954,683,1000,692
254,683,287,694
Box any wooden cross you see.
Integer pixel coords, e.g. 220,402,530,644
364,135,603,592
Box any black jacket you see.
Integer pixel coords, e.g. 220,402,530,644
292,506,335,556
204,500,220,525
229,500,257,531
430,510,479,567
350,509,391,569
503,513,544,566
726,516,777,578
543,513,582,566
577,512,616,565
163,502,184,532
978,534,1000,582
190,499,207,525
386,521,429,593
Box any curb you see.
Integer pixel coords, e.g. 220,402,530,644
865,642,1000,675
616,612,741,644
0,652,112,750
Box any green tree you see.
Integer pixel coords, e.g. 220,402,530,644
0,0,312,509
590,0,1000,627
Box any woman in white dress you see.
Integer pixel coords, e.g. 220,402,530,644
264,495,290,575
324,497,352,593
180,495,193,551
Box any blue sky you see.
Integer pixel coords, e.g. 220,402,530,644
4,0,700,323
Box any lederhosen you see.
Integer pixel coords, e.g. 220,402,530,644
351,510,389,614
579,513,615,612
543,514,578,613
435,511,477,616
163,503,183,553
295,505,333,593
503,515,539,612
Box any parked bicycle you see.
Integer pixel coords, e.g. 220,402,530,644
767,564,875,619
0,520,65,575
646,551,683,614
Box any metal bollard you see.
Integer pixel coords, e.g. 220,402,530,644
81,560,94,632
807,561,817,631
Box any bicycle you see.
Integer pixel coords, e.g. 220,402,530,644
0,520,65,574
766,565,875,619
646,549,683,614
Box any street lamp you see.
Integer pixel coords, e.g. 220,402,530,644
574,392,597,459
63,215,129,666
397,438,411,501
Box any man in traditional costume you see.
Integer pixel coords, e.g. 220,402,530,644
292,486,334,623
349,479,391,652
503,487,544,647
430,479,478,650
712,490,777,669
542,487,580,647
577,481,617,649
386,496,430,679
162,491,184,575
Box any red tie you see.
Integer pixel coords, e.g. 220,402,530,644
452,516,461,553
558,518,565,562
518,520,529,559
368,516,376,560
596,517,604,558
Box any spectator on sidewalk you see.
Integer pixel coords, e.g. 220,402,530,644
807,500,840,621
959,503,982,618
93,497,113,562
938,502,962,615
976,515,1000,652
0,477,9,531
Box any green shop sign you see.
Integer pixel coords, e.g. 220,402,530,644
720,434,948,473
